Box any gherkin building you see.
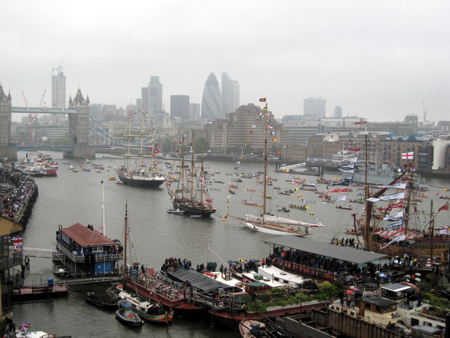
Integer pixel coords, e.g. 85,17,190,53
201,72,222,121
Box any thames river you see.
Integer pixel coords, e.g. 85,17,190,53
12,151,450,337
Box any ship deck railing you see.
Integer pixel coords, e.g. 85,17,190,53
55,242,123,263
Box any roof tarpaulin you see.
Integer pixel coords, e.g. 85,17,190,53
167,269,238,294
264,236,386,264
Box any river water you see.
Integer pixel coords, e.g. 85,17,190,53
12,151,450,337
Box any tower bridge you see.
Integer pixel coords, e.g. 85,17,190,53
1,84,101,160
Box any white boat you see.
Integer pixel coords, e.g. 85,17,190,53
244,222,299,236
167,209,185,215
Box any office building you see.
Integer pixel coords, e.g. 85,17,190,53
189,103,200,121
205,104,283,153
304,97,326,119
51,66,66,125
221,72,240,115
142,76,163,113
170,95,190,120
333,105,342,118
201,73,222,121
52,66,66,109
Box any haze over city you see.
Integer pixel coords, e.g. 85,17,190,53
1,0,450,121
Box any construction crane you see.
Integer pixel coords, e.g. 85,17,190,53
21,91,35,145
22,89,46,145
39,89,47,108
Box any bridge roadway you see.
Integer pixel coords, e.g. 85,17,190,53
11,107,78,114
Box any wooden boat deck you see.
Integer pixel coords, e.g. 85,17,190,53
126,275,195,309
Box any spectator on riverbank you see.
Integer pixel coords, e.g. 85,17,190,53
0,167,36,222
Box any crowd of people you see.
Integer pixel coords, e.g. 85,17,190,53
0,166,36,222
161,257,193,271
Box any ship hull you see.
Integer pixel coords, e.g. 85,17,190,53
172,199,216,218
244,222,304,236
118,173,165,188
370,238,450,261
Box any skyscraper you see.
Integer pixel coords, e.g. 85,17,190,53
221,72,240,115
201,73,222,121
170,95,190,120
52,66,66,109
149,76,163,113
189,103,200,121
304,97,326,119
142,76,163,113
51,66,66,125
333,105,342,118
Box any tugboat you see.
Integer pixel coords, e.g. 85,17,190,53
118,289,174,323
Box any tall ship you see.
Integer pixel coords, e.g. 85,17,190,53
116,111,165,188
363,168,450,261
226,99,322,236
346,135,450,261
168,143,216,217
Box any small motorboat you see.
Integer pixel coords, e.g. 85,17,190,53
277,207,290,213
167,209,185,215
115,302,144,327
53,264,66,277
118,294,174,324
85,291,117,310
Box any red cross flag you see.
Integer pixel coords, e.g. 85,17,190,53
401,152,414,160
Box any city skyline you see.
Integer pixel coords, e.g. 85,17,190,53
1,1,450,122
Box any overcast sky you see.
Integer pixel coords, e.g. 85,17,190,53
1,0,450,122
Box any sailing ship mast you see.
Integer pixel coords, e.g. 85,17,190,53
180,142,185,199
200,158,204,204
190,137,195,201
126,112,132,173
262,102,269,216
429,200,434,260
101,180,106,236
123,203,128,282
364,133,370,250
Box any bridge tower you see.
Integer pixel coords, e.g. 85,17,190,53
0,85,17,161
64,89,95,159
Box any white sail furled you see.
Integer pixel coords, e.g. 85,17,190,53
367,192,405,203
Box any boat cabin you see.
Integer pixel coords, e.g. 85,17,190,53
54,223,122,277
381,283,415,299
245,282,270,294
355,296,399,327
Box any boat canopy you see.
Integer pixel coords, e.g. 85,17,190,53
264,236,386,264
167,269,240,294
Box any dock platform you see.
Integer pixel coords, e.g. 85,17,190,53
12,285,68,303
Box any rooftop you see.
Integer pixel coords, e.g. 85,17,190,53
60,223,115,247
264,237,386,264
381,283,413,293
361,296,397,307
167,268,239,294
